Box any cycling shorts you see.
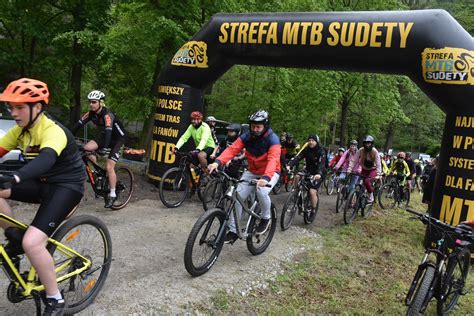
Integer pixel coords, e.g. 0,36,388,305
95,136,125,162
9,180,83,236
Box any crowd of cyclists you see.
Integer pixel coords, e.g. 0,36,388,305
0,77,443,315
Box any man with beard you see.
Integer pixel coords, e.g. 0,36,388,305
347,135,382,203
288,134,326,217
173,111,216,170
208,110,280,242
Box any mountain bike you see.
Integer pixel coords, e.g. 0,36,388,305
80,148,134,210
272,164,297,194
159,151,207,208
378,174,410,210
343,174,381,225
0,212,112,315
405,208,474,316
280,170,320,230
335,172,352,214
184,170,277,277
325,169,341,196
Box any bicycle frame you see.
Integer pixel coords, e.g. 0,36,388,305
82,152,108,196
176,152,200,191
0,213,92,298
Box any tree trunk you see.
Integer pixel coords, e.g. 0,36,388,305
339,99,349,146
384,123,395,153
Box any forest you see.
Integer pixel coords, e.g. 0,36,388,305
0,0,472,154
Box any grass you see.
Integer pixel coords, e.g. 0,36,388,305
200,194,474,315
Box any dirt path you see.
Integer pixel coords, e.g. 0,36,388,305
0,175,345,315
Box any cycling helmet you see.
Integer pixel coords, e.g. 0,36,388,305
248,109,269,126
190,111,203,119
206,116,216,122
87,90,105,100
406,152,412,158
308,134,320,142
362,135,374,143
338,147,345,153
0,78,49,104
349,140,358,146
226,123,241,134
397,152,406,159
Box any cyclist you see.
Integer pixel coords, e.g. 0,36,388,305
288,134,326,216
329,147,345,169
414,159,423,192
389,152,411,182
173,111,216,172
206,115,219,146
71,90,127,208
405,152,416,191
208,110,280,242
380,153,390,175
281,132,299,162
210,123,245,178
347,135,382,203
335,140,360,189
0,78,85,315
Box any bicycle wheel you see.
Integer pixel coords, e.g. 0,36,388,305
400,186,411,208
202,178,224,211
159,167,189,208
343,190,359,225
247,203,277,255
437,248,471,314
303,196,319,224
361,197,374,218
406,265,436,316
378,183,396,210
280,190,298,230
184,208,226,277
110,166,134,210
326,176,336,195
48,215,112,314
335,186,347,213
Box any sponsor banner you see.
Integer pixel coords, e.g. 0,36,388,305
422,47,474,85
171,41,209,68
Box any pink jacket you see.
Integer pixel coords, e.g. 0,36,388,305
337,150,361,173
348,147,382,175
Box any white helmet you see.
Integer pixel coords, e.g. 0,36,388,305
206,116,216,122
87,90,105,100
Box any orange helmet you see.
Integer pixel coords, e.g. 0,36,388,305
190,111,203,119
0,78,49,104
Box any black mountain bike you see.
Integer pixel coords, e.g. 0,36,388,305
159,151,206,208
184,170,277,277
343,174,381,225
378,174,410,209
405,208,473,316
280,170,320,230
81,149,134,210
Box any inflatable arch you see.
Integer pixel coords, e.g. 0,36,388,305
149,10,474,226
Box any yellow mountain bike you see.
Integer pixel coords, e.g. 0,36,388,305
0,212,112,315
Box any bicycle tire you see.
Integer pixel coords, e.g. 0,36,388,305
202,178,224,211
280,190,298,230
400,186,411,208
361,194,374,218
378,183,396,210
184,208,226,277
326,175,336,196
159,167,189,208
48,215,112,314
247,203,277,255
303,194,318,224
335,186,347,213
343,190,359,225
110,166,134,210
437,248,471,315
406,265,435,316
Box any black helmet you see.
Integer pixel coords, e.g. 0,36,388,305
248,109,269,126
349,140,358,146
308,134,320,142
226,123,241,134
363,135,374,143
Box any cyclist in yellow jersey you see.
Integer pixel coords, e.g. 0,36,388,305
0,78,85,315
389,152,411,186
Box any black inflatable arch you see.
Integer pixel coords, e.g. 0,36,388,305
149,10,474,226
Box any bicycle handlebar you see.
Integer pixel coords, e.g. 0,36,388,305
213,169,272,187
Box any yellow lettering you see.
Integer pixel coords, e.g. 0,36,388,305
370,22,384,48
464,136,473,150
384,22,398,48
237,23,249,44
310,22,323,45
164,143,176,164
440,195,463,225
327,22,340,46
218,23,229,43
257,22,269,44
399,22,414,48
340,22,355,47
300,22,312,45
229,22,239,44
466,178,474,191
453,135,463,149
355,22,370,47
248,22,259,44
267,22,278,44
466,200,474,220
283,22,300,45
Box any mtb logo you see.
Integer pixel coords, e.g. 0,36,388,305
422,47,474,85
171,41,208,68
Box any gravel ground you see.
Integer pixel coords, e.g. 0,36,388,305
0,173,344,315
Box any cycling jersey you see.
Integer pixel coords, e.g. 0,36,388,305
348,147,382,175
335,150,361,173
175,122,216,151
0,113,85,192
389,159,410,177
290,144,326,176
72,106,126,149
281,139,299,156
381,159,390,174
329,154,342,168
216,128,280,181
